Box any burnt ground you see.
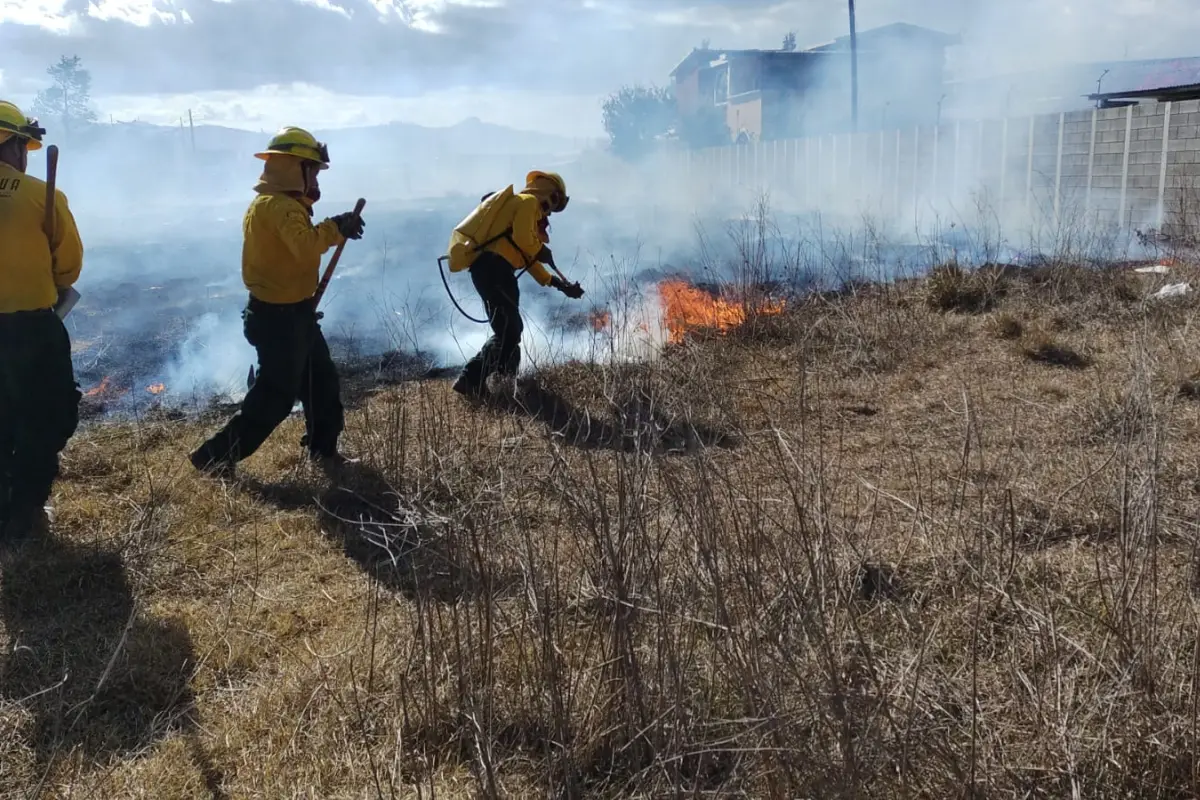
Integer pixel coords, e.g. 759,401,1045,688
66,210,465,422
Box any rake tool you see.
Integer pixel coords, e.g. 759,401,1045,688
247,197,366,390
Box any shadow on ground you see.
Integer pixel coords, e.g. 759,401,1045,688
0,534,221,793
470,378,741,454
242,463,518,604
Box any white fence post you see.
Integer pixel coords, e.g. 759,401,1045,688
831,134,839,190
1158,102,1173,225
932,123,940,198
1053,111,1065,222
1118,104,1133,227
804,137,812,207
913,126,921,221
878,130,885,199
999,117,1009,208
976,120,985,188
818,136,826,198
1085,108,1097,214
953,121,961,199
854,133,864,195
1026,116,1035,213
894,129,902,217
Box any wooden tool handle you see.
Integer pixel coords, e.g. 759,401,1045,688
313,197,366,308
43,144,59,243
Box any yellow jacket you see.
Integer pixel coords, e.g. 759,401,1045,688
0,163,84,314
485,192,553,286
242,157,344,304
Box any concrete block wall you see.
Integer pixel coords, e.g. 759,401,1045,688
659,99,1200,234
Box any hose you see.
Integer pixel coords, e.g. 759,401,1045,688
438,256,491,324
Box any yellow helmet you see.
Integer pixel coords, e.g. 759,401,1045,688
0,101,45,152
255,126,329,169
525,170,569,212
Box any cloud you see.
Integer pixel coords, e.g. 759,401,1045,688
3,0,1200,135
0,0,853,98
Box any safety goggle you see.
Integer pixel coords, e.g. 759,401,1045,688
272,139,329,164
0,117,45,141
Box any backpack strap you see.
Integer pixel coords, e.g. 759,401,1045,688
472,227,515,253
469,190,534,276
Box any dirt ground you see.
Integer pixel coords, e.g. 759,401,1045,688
4,260,1200,798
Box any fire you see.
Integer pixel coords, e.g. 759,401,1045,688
147,383,166,395
589,309,611,331
83,375,131,402
85,376,113,398
657,280,785,344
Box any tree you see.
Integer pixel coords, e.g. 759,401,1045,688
601,85,676,161
678,105,731,149
30,55,98,135
782,32,797,51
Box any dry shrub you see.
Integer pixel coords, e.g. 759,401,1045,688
786,283,966,377
1021,328,1093,369
988,311,1024,340
925,261,1005,313
1018,261,1142,314
1178,371,1200,400
1076,383,1151,444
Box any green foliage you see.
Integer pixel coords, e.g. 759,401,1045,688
601,85,675,161
30,55,98,134
678,104,731,149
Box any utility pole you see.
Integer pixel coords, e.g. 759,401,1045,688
1096,69,1109,108
849,0,859,131
188,109,196,153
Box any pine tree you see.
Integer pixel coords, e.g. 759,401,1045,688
30,55,99,135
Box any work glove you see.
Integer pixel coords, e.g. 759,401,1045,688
331,211,365,240
535,245,555,268
551,276,584,299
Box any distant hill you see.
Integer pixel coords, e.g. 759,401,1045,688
29,116,598,215
317,117,588,160
61,116,586,161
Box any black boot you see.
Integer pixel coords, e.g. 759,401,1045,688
452,372,486,399
190,445,236,480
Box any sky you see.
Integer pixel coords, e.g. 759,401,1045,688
1,0,1199,136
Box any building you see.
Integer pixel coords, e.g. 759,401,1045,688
669,22,961,144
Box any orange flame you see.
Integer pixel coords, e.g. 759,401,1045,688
657,280,784,344
589,310,611,331
147,383,166,395
85,376,113,398
84,376,131,401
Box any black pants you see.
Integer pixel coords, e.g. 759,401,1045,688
0,310,81,519
457,253,523,392
193,296,344,465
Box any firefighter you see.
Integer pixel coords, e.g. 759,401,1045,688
0,101,85,541
451,170,583,400
190,126,365,479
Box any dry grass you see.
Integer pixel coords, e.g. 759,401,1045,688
7,259,1200,797
924,260,1007,313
